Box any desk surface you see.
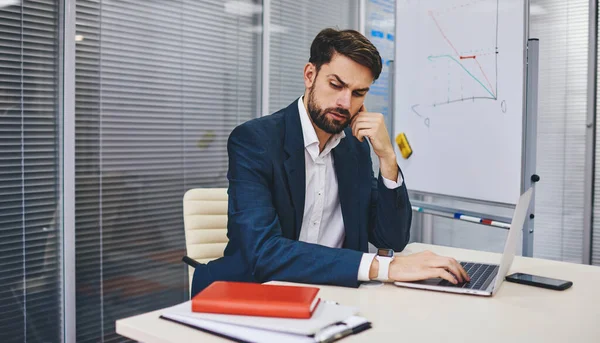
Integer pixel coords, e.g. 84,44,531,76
116,243,600,343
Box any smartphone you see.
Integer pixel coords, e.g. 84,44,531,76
505,272,573,291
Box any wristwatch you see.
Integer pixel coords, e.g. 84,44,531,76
375,248,394,282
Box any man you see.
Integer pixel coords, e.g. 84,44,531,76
191,28,468,296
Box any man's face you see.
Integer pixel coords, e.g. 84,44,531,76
304,53,373,134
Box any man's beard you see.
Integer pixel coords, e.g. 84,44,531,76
307,86,352,134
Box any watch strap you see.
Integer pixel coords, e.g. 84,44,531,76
375,256,392,282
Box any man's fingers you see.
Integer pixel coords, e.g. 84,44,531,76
352,121,372,137
355,128,373,142
426,256,469,283
353,124,365,141
433,268,458,284
445,257,469,282
350,115,369,125
455,260,470,282
426,256,462,282
351,116,379,125
444,259,465,283
391,252,469,284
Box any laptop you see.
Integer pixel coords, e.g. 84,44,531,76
393,187,533,296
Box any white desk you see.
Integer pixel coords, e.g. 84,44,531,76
116,243,600,342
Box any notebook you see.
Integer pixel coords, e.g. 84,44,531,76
192,281,320,319
160,301,371,343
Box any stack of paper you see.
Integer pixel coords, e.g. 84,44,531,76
160,300,371,343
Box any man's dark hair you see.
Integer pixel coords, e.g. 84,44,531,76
309,28,382,81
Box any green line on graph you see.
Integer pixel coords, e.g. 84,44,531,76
427,54,496,98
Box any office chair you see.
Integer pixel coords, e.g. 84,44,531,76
182,188,229,292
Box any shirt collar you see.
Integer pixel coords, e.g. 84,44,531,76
297,97,346,159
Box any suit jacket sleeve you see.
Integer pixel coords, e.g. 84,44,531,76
367,153,412,251
226,123,364,288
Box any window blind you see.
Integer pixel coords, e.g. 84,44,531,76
74,0,259,341
0,1,61,342
530,0,588,263
269,0,358,113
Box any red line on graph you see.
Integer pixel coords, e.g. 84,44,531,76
474,58,496,97
428,10,497,97
428,11,460,56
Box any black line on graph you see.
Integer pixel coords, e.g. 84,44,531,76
495,0,499,100
432,96,497,107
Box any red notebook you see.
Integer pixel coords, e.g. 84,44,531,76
191,281,321,319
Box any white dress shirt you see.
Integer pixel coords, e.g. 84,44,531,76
296,97,403,281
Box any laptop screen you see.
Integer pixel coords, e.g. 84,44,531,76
491,188,533,295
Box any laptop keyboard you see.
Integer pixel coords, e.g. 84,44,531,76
438,262,499,290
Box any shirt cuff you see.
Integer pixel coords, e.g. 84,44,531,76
382,172,404,189
357,253,376,281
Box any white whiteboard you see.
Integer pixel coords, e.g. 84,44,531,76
394,0,526,205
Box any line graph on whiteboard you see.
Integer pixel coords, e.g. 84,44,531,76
411,0,506,128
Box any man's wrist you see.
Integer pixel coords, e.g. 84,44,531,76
379,153,399,181
379,151,397,165
369,257,380,280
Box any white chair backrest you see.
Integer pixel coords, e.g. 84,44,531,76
183,188,228,292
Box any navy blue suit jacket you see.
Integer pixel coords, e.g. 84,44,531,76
191,100,412,296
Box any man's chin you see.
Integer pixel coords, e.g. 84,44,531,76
318,122,346,135
310,111,348,134
329,121,349,133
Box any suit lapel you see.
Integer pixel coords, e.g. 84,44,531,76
333,130,360,250
283,100,306,240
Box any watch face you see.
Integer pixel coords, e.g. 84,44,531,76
377,248,394,257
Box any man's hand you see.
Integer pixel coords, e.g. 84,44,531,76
351,105,394,158
351,105,398,180
369,250,470,284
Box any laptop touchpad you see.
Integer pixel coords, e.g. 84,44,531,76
413,278,444,286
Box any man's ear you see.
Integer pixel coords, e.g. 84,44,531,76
303,63,316,89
